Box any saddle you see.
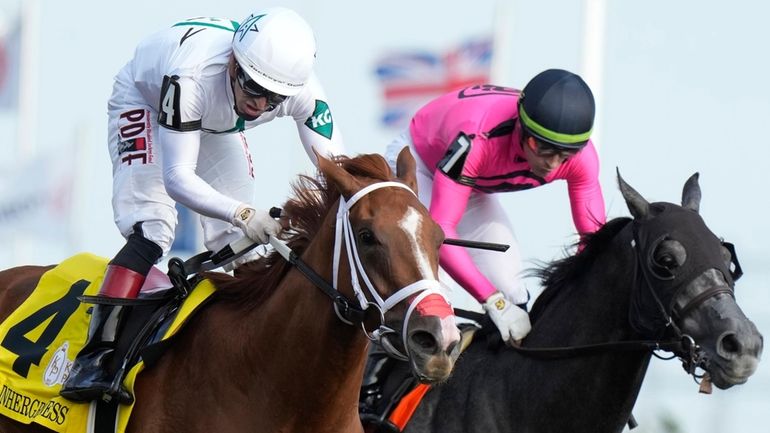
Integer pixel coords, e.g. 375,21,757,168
82,258,208,385
0,253,216,433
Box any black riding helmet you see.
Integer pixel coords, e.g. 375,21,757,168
518,69,595,150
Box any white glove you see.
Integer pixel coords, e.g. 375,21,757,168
231,204,281,244
483,291,532,345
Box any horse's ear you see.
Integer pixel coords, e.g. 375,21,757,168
617,168,650,220
681,172,701,213
314,148,361,199
395,146,418,194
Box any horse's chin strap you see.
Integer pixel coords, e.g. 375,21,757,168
332,181,449,361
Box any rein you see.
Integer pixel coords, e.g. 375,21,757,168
455,308,687,360
268,236,368,324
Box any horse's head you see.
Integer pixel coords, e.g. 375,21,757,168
618,171,763,389
317,148,461,383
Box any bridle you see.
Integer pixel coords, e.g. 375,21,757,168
626,207,743,379
271,180,448,361
496,209,743,383
180,179,459,362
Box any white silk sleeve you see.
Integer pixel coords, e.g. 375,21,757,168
290,74,346,166
297,121,345,164
160,128,241,222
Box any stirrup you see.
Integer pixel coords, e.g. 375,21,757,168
103,385,134,405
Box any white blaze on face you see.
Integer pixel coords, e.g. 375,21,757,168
398,206,433,280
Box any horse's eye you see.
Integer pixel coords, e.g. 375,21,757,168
649,239,686,279
654,253,677,269
358,229,377,246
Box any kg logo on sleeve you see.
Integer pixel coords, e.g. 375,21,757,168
304,100,334,139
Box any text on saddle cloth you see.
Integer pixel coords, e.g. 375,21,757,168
0,253,215,433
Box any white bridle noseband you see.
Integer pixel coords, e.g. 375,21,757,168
331,181,448,361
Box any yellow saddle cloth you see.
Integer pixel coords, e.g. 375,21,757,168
0,253,215,432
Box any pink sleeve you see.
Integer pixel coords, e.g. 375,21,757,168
566,142,606,235
430,172,497,302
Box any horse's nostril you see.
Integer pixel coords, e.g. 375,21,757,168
411,331,438,352
719,333,742,355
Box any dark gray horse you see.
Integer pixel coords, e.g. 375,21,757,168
402,172,763,433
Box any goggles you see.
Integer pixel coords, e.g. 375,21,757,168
235,63,288,110
533,139,582,159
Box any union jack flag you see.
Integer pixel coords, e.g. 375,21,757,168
374,37,493,129
0,17,21,111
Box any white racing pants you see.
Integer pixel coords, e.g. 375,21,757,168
107,80,257,262
385,131,527,307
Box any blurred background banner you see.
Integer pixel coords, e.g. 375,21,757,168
374,37,492,129
0,15,20,111
0,155,74,240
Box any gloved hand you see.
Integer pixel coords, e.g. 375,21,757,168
231,204,281,244
483,291,532,345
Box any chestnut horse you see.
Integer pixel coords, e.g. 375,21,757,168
398,172,763,433
0,149,461,433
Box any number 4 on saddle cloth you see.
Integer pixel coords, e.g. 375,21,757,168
0,253,215,433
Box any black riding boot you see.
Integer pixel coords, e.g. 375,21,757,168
59,304,133,404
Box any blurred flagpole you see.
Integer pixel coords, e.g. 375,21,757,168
581,0,607,150
15,0,40,266
490,0,513,84
18,0,39,161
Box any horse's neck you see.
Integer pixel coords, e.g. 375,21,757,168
241,229,369,425
142,228,367,431
513,226,651,432
535,228,638,343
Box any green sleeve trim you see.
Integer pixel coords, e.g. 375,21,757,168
519,106,592,144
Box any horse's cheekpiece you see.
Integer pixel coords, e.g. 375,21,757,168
0,253,215,433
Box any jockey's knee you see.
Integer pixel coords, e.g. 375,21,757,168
127,220,174,257
111,221,166,274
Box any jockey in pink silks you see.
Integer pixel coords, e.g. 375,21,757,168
385,69,606,346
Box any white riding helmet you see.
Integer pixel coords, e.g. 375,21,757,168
232,7,316,96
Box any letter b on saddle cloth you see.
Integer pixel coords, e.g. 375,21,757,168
0,253,214,433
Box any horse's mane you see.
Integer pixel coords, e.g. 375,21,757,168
207,153,394,309
528,217,632,323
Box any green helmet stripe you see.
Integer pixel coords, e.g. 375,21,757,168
519,105,592,144
172,21,237,32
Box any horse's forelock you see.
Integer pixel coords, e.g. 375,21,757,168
529,217,632,323
339,153,393,182
284,153,394,240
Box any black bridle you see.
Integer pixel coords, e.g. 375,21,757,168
465,207,743,384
